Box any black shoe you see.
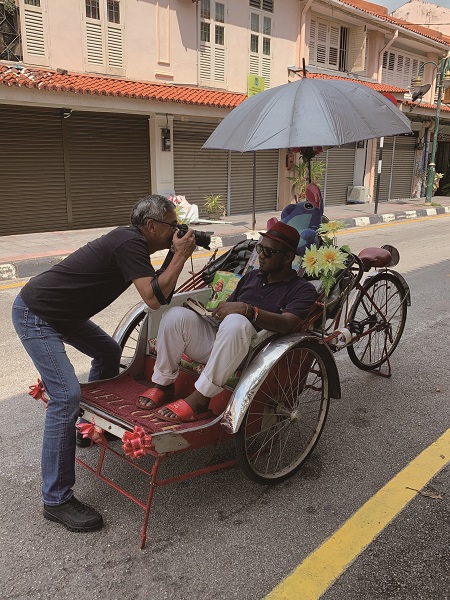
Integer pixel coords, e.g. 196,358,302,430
43,496,104,532
76,430,118,448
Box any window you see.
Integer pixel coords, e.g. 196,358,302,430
249,6,272,88
20,0,48,63
309,18,341,70
249,0,273,12
84,0,123,74
107,0,120,24
199,0,226,86
86,0,99,20
382,49,424,88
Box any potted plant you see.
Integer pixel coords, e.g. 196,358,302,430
204,193,225,220
287,159,325,200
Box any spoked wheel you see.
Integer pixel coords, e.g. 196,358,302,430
235,341,330,485
347,272,407,371
117,311,146,371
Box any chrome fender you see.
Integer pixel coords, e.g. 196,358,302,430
112,301,147,344
221,333,340,434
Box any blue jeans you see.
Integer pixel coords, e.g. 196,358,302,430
11,294,122,505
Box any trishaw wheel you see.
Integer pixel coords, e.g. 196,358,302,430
235,341,330,485
347,272,407,371
118,311,146,371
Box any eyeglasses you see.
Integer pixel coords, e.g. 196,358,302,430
147,218,178,231
255,243,288,259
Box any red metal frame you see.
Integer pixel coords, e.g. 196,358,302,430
76,443,237,548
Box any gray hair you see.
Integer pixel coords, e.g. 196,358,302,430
130,195,175,227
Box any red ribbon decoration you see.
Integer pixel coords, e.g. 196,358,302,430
76,422,107,446
122,426,154,459
28,379,49,408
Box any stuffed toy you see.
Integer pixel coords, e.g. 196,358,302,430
279,183,324,256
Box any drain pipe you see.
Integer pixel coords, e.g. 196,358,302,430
298,0,314,69
377,30,398,82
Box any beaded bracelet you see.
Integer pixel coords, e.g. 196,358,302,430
252,306,259,324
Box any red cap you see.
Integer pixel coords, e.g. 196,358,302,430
258,221,300,253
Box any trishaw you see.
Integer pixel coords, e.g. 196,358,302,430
28,76,413,548
69,233,410,548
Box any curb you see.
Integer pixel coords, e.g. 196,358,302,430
1,206,449,283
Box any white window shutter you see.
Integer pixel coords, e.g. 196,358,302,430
86,21,104,67
214,46,225,83
249,54,259,76
22,3,48,64
200,44,212,81
348,26,366,73
328,25,339,68
107,23,123,72
316,21,327,65
262,56,270,89
309,18,316,64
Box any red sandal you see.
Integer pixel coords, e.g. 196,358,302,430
156,399,213,423
136,385,174,409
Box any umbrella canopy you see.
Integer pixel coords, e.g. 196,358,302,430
203,78,411,151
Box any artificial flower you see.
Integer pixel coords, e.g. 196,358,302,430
318,220,345,236
302,244,321,277
316,246,348,275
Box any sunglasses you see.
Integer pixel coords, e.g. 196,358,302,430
148,218,178,231
255,243,288,259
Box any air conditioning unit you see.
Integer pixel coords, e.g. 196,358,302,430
347,185,370,204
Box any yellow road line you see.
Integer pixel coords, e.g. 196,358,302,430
266,428,450,600
0,281,25,290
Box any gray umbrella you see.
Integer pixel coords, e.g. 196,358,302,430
203,77,411,151
203,77,411,225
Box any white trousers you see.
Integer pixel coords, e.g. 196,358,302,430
152,307,257,398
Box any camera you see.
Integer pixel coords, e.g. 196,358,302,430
177,224,212,250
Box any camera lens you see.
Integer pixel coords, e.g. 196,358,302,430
194,230,211,250
176,224,212,250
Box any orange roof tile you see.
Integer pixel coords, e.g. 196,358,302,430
305,71,407,93
0,64,246,109
0,64,408,110
338,0,450,46
403,99,450,113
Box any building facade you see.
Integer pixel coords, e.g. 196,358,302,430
0,0,449,235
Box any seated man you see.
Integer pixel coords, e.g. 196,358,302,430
138,221,318,423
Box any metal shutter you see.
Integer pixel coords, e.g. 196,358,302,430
66,111,150,229
375,136,415,201
375,137,394,203
389,135,415,200
323,144,357,205
230,150,278,214
173,121,228,215
0,104,67,235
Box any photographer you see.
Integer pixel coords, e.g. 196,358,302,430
11,195,196,534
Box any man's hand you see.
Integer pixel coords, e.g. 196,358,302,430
212,300,302,333
171,228,196,259
212,301,247,320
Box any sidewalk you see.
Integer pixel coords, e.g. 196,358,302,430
1,196,449,282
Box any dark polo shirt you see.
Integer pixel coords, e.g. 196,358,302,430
227,268,317,328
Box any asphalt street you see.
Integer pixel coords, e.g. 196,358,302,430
0,215,449,600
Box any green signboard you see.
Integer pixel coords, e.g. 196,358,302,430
247,74,265,97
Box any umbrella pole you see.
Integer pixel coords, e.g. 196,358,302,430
308,157,312,184
252,151,256,231
374,137,384,215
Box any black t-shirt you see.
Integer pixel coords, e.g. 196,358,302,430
21,226,157,335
